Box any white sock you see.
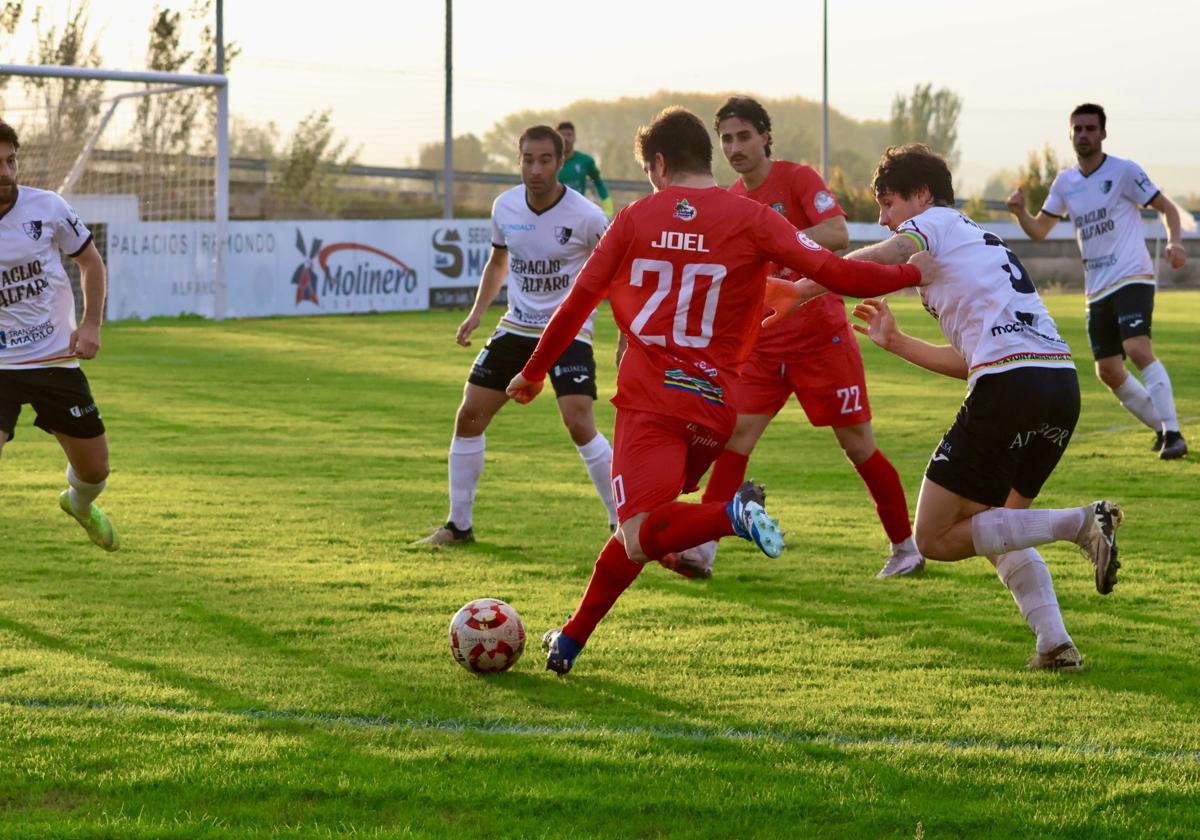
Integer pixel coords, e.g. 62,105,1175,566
995,549,1072,654
1140,360,1180,433
576,433,617,527
447,434,485,530
892,535,919,555
1112,374,1160,431
66,465,105,515
971,507,1087,556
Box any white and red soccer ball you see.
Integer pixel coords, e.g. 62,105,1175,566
448,598,526,673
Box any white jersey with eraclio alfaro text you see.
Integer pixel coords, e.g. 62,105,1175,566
897,206,1074,389
1041,154,1158,302
489,184,608,343
0,186,92,369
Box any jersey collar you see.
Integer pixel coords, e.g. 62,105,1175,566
525,184,567,216
1078,154,1108,179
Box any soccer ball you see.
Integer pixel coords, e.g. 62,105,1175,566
448,598,526,673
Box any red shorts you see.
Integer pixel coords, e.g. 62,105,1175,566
735,333,872,427
610,408,728,523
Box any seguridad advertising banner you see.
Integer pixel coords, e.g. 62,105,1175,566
105,219,493,320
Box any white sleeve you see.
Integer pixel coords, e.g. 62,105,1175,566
49,194,92,257
897,210,942,255
1121,160,1160,208
585,205,608,251
490,198,507,249
1041,174,1068,219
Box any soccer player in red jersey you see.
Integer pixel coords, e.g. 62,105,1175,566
505,107,922,675
672,97,920,581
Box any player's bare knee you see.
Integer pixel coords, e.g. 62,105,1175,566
563,416,597,446
1095,363,1126,391
454,406,489,437
913,525,949,562
72,457,109,484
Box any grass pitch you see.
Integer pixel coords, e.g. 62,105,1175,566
1,293,1198,838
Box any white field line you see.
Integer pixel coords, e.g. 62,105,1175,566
4,696,1200,766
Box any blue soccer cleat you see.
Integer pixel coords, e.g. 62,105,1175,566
542,626,583,676
726,480,784,559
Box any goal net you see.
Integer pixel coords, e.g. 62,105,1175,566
0,65,228,318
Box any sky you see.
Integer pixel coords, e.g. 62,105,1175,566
3,0,1198,193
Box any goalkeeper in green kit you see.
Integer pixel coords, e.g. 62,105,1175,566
556,121,613,216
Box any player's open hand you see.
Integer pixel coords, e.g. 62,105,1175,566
1005,188,1026,214
851,298,899,350
762,276,826,328
907,250,938,284
506,372,544,405
456,313,481,346
1165,242,1188,270
69,324,101,359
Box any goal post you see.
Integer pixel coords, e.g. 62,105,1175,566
0,63,230,317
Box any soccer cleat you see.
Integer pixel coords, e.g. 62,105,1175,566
877,543,925,578
58,490,119,552
542,627,582,676
415,522,475,545
1026,642,1084,672
1160,431,1188,461
726,481,784,559
658,549,712,580
1076,501,1123,595
1151,431,1165,453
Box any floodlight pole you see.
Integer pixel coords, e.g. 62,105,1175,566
821,0,829,181
215,0,229,318
443,0,454,219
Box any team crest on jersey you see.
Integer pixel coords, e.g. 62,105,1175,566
554,226,572,245
814,191,836,213
672,199,697,221
1101,180,1113,195
22,221,42,240
795,231,821,251
771,201,786,214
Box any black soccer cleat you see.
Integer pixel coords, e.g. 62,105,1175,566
1160,431,1188,461
1151,431,1165,453
415,522,475,545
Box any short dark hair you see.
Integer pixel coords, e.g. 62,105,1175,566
635,107,712,176
519,125,564,159
1070,102,1106,131
0,121,20,150
871,144,955,206
556,120,575,132
714,95,772,158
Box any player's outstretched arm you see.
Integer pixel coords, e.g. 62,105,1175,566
853,298,967,379
70,241,106,359
844,232,919,266
1006,187,1058,241
457,247,509,346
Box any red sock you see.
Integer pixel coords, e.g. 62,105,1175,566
638,501,735,560
701,450,750,503
562,537,643,646
854,448,912,544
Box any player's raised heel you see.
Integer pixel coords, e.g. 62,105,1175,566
1160,431,1187,461
1076,501,1122,595
58,490,119,552
542,627,582,676
727,481,785,559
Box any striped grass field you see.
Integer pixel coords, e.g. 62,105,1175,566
0,292,1197,838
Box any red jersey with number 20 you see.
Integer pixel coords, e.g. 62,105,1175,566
573,186,837,434
728,161,849,357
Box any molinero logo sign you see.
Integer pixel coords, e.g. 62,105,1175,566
291,229,418,307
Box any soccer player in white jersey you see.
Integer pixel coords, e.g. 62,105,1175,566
1008,103,1189,460
419,125,615,544
788,145,1124,670
0,121,119,551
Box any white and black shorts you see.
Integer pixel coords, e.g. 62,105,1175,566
1086,283,1154,360
925,367,1080,508
0,367,106,441
468,331,597,399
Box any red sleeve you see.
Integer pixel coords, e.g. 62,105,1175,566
520,208,629,381
789,165,845,227
755,204,920,297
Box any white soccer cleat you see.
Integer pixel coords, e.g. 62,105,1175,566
1026,642,1084,672
1075,501,1122,595
877,542,924,578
